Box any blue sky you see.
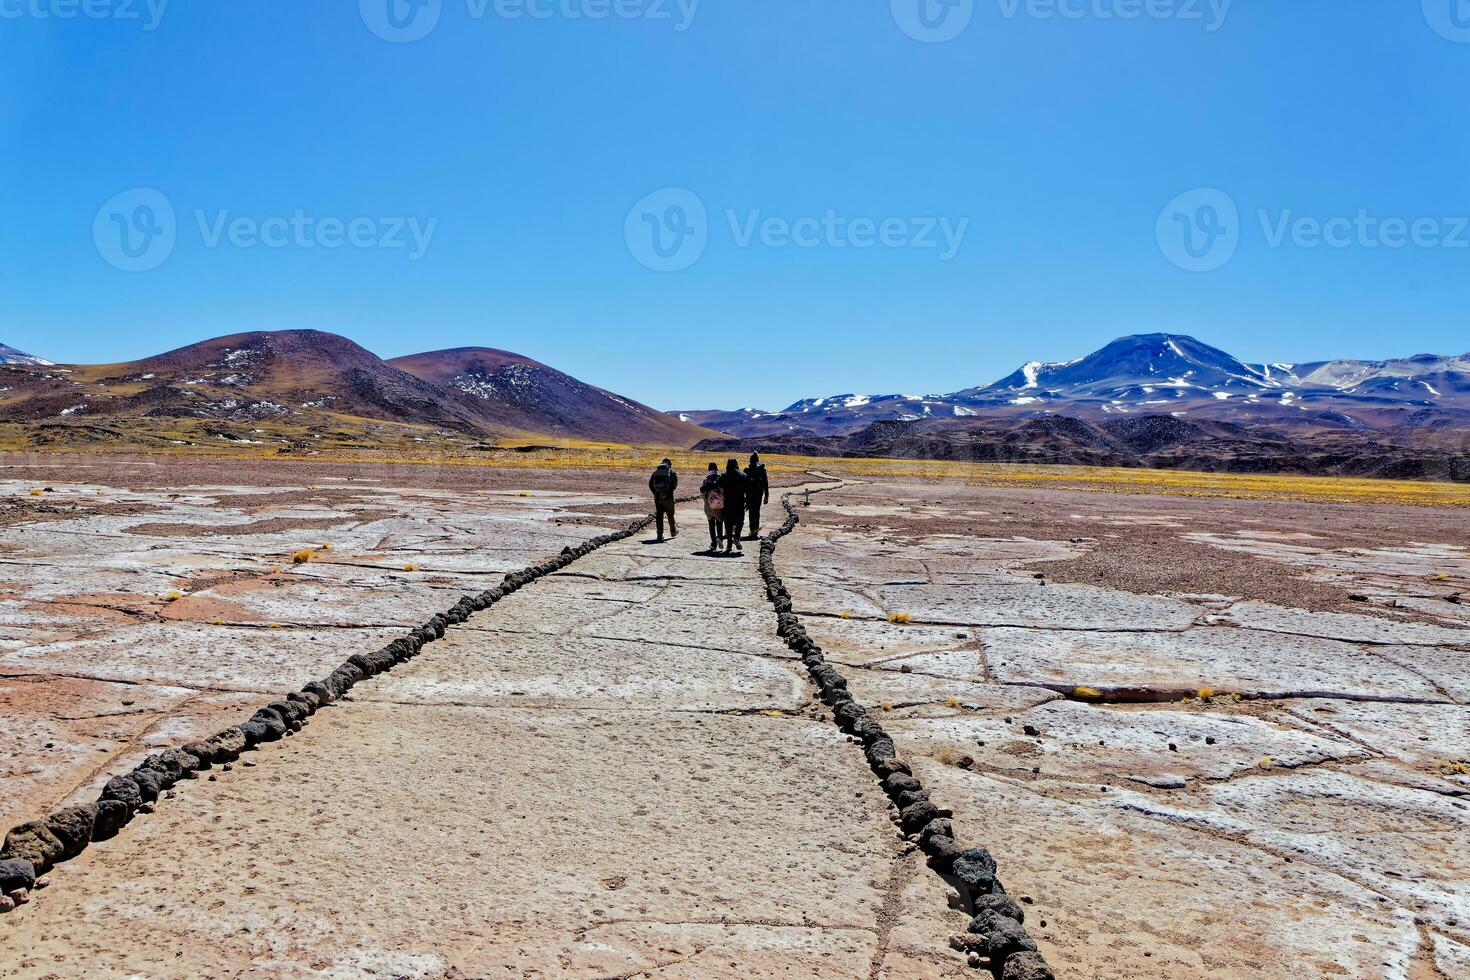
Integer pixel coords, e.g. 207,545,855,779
2,0,1467,410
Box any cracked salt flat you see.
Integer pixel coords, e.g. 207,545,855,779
784,479,1470,979
0,475,634,839
0,492,908,979
888,699,1367,785
980,625,1446,700
1212,600,1470,646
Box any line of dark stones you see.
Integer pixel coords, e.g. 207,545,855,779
0,513,656,912
759,490,1055,980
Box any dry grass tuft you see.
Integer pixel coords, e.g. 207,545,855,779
887,612,912,624
403,562,417,572
1197,686,1215,699
291,548,316,564
164,591,184,602
933,747,965,767
1072,686,1105,700
28,488,44,497
839,609,853,619
945,695,961,709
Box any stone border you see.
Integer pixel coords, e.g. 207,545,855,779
0,512,658,913
758,488,1056,980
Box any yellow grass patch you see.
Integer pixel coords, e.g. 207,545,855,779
164,591,184,602
887,612,912,624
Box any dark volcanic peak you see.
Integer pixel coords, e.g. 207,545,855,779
0,329,714,447
0,342,52,366
962,333,1281,401
682,333,1470,440
388,347,713,446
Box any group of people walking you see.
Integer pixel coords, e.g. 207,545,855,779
647,453,770,554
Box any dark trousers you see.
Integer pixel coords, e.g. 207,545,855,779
723,508,745,548
707,515,721,549
747,498,763,535
654,497,676,538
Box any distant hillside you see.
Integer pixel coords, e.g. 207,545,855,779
0,330,714,448
682,334,1470,438
390,348,713,446
0,342,51,366
695,413,1470,483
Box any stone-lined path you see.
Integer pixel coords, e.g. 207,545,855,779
1,486,949,978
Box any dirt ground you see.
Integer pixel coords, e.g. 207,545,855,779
1,454,1467,978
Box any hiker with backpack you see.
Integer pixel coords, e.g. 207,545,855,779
700,462,723,552
648,458,678,542
744,452,769,538
718,458,748,554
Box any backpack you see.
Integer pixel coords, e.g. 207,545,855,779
706,487,724,515
650,467,674,495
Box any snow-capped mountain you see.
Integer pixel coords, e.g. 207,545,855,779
0,342,52,366
676,334,1470,437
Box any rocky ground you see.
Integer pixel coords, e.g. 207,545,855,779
1,455,1467,978
781,480,1470,979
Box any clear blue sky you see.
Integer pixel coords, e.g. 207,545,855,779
2,1,1467,410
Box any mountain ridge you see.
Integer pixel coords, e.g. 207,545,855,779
0,329,716,448
678,334,1470,438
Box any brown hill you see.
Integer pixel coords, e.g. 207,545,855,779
388,347,712,447
0,330,715,448
0,330,486,433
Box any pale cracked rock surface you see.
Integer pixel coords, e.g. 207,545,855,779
5,458,1470,978
0,467,642,832
0,470,924,978
782,479,1470,979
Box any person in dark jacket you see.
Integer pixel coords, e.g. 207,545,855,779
744,452,770,538
699,462,723,552
648,458,678,542
718,458,747,553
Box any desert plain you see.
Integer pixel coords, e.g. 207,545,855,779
0,450,1467,979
